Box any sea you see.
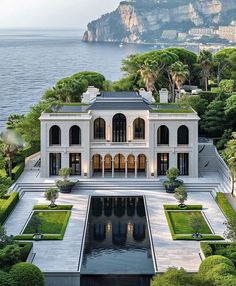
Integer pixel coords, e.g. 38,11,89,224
0,28,197,131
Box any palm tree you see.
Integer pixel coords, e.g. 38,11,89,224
198,50,213,91
224,132,236,196
0,130,24,178
138,60,159,92
169,61,189,102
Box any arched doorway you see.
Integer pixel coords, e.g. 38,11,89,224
104,154,112,177
114,154,125,176
127,154,135,177
92,154,102,176
137,154,146,177
112,113,126,142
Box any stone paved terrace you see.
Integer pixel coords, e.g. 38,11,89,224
4,186,227,273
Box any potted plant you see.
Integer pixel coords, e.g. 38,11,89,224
44,188,59,207
56,168,75,193
190,216,203,239
162,167,183,193
174,186,187,208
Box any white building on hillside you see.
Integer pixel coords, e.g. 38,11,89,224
40,89,199,178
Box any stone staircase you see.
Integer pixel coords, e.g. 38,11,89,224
74,180,222,193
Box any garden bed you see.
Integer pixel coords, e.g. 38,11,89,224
165,206,223,240
33,205,73,210
15,210,71,240
0,192,19,224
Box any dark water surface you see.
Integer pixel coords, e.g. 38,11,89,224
80,196,155,284
0,29,157,130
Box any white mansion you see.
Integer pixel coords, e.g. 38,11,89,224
40,88,199,178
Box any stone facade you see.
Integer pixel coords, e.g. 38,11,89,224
40,91,199,178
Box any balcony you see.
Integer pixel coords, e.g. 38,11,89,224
90,140,148,148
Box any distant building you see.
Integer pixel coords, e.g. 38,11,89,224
218,23,236,42
161,30,177,40
178,32,187,41
189,28,216,38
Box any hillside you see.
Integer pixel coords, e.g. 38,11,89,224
83,0,236,43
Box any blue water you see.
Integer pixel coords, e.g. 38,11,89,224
0,29,158,131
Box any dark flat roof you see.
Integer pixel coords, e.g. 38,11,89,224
100,91,140,98
88,101,151,110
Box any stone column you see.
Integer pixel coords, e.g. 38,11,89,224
135,160,137,178
102,159,105,178
125,160,128,178
112,160,114,178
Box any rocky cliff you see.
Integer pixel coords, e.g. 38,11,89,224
83,0,236,43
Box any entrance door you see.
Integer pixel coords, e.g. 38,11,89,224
69,153,81,175
114,154,125,172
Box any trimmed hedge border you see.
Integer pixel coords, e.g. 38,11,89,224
0,192,19,224
16,242,33,262
200,242,236,258
12,162,25,181
164,205,203,210
215,192,236,221
14,211,71,241
33,205,73,210
165,210,224,241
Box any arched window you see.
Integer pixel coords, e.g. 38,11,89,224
49,125,61,145
178,125,189,145
133,118,145,139
112,113,126,142
157,125,169,145
94,118,106,139
69,125,81,145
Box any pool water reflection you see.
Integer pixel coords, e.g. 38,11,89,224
80,196,155,276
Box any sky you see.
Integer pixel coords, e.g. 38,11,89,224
0,0,121,29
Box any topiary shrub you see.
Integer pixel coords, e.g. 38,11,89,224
199,255,235,275
10,262,45,286
208,263,236,276
212,273,236,286
0,271,16,286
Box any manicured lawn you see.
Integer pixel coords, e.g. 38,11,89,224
168,211,212,234
23,211,70,234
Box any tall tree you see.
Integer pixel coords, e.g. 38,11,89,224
168,61,189,102
0,131,23,178
198,50,213,91
224,132,236,195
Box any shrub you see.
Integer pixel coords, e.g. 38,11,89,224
166,168,180,181
0,192,19,224
216,193,236,221
11,162,25,181
33,205,73,210
10,262,45,286
17,242,33,262
201,242,213,257
174,186,187,206
199,255,235,275
164,205,202,210
208,263,236,276
0,271,16,286
0,245,21,268
151,267,195,286
199,91,219,103
44,188,59,207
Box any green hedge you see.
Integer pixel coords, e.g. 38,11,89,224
216,193,236,221
199,91,219,102
163,205,203,210
0,192,19,224
16,242,33,262
201,242,236,258
21,144,40,158
165,211,224,241
33,205,73,210
12,162,25,181
15,211,71,241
